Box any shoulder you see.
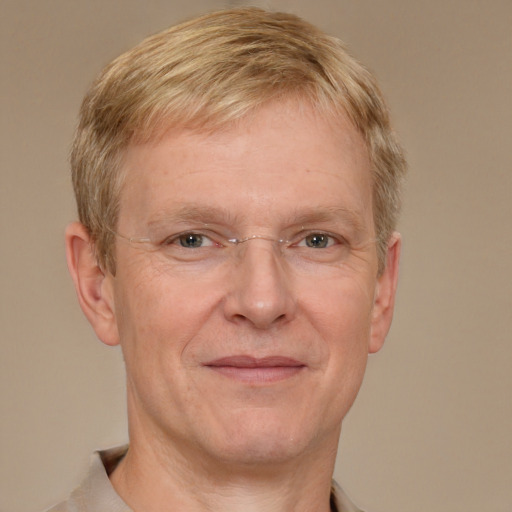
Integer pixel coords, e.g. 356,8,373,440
43,502,69,512
332,481,367,512
42,446,131,512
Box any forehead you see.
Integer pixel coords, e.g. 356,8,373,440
118,100,373,231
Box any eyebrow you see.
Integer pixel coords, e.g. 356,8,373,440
147,205,243,228
283,206,367,233
146,204,368,234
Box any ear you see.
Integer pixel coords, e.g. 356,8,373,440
368,232,401,354
65,222,120,346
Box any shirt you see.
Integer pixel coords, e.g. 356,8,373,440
46,446,364,512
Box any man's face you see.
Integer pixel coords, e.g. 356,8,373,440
103,100,395,468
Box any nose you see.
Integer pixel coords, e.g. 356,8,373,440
223,239,296,329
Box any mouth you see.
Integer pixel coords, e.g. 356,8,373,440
203,356,306,384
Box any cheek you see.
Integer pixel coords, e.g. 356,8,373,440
112,265,224,417
113,259,225,364
303,272,375,347
301,275,374,411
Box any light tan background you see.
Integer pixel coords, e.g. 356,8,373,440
1,1,511,511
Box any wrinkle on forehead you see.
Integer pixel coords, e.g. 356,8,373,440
145,204,368,234
118,99,374,238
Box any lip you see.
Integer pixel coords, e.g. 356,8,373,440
203,356,306,384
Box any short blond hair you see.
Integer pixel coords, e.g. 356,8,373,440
71,7,406,273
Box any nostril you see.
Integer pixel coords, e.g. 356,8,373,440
231,311,285,322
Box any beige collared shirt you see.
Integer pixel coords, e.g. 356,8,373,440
46,446,364,512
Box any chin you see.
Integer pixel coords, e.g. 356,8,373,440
202,411,328,468
215,437,306,468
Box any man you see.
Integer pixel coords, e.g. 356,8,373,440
55,7,406,512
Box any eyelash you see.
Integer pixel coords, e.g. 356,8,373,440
161,231,346,249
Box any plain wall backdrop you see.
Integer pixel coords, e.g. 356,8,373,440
1,1,511,511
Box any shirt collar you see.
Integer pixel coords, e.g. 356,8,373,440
63,445,363,512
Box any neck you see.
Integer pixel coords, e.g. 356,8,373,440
110,426,339,512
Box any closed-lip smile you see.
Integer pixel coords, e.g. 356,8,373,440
203,356,306,384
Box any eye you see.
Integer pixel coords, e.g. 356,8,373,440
167,232,215,248
299,233,336,249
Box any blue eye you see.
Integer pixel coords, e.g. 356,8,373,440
179,233,203,248
173,233,215,248
300,233,336,248
305,234,328,248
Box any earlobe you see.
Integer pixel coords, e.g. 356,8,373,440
65,222,120,346
368,232,401,354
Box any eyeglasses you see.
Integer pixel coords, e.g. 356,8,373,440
110,225,378,272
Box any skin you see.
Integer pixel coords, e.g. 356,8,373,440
66,99,401,512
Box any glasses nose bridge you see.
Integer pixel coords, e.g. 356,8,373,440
231,234,287,244
226,234,290,264
228,234,288,257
